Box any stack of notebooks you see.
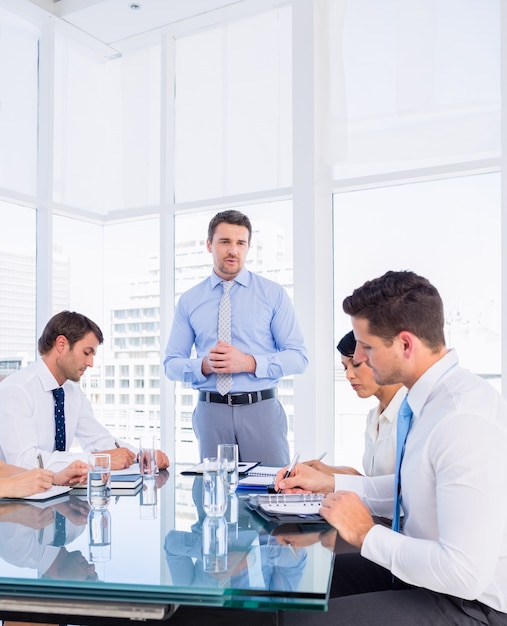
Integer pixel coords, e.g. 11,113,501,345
70,464,143,496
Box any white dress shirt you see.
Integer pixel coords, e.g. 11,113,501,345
334,349,507,612
0,359,125,471
0,511,86,576
362,386,406,476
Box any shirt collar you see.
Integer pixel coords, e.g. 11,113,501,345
36,358,60,392
407,348,459,418
380,386,407,423
210,268,250,290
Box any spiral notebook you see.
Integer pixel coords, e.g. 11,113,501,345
237,466,281,489
181,461,260,476
244,492,326,523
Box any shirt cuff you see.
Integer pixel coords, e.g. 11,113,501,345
251,354,266,378
185,358,207,383
361,523,399,572
334,473,367,498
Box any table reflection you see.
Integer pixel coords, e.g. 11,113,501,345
164,477,309,592
0,496,97,580
0,470,335,612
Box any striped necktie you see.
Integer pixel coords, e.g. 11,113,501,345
216,280,234,396
52,387,66,451
391,396,413,533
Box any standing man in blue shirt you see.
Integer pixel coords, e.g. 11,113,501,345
164,210,308,466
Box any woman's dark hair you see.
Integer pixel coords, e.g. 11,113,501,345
38,311,104,355
336,331,356,357
207,210,252,243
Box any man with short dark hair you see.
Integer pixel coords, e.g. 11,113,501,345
276,270,507,625
164,210,308,465
0,311,169,472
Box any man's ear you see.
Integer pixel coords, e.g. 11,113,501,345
206,239,212,253
398,331,416,358
54,335,67,353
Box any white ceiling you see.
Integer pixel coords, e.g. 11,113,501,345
23,0,284,46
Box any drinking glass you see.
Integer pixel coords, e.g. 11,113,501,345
225,492,239,540
202,457,227,517
202,516,228,573
88,508,112,563
139,434,156,476
140,476,158,520
217,443,239,493
87,454,111,509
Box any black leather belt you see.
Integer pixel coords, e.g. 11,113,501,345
198,388,276,406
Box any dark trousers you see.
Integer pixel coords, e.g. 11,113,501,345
281,552,507,626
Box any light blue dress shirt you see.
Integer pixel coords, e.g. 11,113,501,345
163,268,308,393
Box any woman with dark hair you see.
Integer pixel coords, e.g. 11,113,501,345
305,330,405,477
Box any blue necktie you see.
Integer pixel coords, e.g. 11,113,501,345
52,387,66,451
53,511,67,546
391,396,413,532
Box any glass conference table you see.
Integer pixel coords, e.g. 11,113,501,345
0,469,336,623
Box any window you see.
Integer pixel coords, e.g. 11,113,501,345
0,9,38,195
331,0,500,179
175,7,292,201
333,173,500,469
0,203,36,365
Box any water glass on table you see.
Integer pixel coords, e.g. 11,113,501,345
202,456,228,517
217,443,239,493
88,508,112,563
87,453,111,509
140,476,158,520
202,516,228,574
139,434,156,476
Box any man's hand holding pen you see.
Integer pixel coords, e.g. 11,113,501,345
276,452,300,493
106,446,137,470
275,460,335,495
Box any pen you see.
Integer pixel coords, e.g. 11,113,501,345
114,440,121,448
287,542,299,559
37,453,44,469
277,451,300,493
317,452,327,461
